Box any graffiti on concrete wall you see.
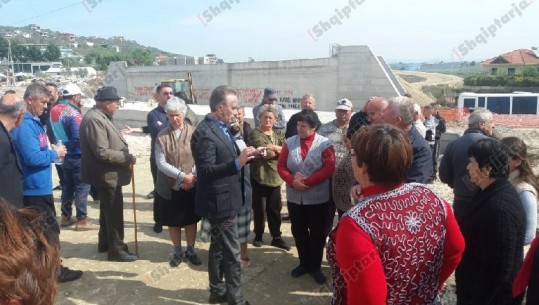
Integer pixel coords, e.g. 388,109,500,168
135,86,155,97
193,88,212,101
236,88,262,105
193,88,301,109
278,96,302,110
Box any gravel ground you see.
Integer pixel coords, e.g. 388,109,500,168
54,126,538,305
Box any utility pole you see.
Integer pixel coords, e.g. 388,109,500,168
6,39,15,87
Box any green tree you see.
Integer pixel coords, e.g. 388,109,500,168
128,48,153,66
61,58,84,68
84,52,96,65
520,67,539,77
11,41,28,62
43,44,61,61
26,45,44,61
0,37,8,59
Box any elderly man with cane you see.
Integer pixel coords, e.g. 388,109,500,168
80,86,138,262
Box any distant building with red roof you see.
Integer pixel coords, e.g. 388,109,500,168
480,49,539,75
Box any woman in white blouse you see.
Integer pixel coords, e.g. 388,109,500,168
502,136,539,245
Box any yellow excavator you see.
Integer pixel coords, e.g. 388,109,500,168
160,72,198,125
161,72,196,104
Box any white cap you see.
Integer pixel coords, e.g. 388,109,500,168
412,103,421,113
336,98,353,110
60,83,83,97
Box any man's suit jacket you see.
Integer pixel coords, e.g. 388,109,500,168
242,121,252,145
80,107,133,188
0,121,23,207
191,115,243,220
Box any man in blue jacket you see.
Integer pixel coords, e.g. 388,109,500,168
11,83,82,283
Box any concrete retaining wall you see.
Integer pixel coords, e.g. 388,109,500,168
106,45,405,112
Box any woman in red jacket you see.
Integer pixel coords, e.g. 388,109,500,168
327,124,465,305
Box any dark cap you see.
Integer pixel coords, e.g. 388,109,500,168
94,86,121,102
264,88,277,99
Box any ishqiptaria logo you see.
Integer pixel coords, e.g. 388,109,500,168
452,0,535,60
82,0,104,12
0,0,11,9
308,0,366,42
198,0,242,26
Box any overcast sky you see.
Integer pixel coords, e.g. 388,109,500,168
0,0,536,63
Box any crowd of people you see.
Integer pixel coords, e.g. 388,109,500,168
0,82,538,305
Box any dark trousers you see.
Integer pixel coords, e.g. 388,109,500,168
287,201,329,273
89,185,99,201
526,247,539,305
97,186,128,258
337,209,346,220
430,141,440,181
324,180,337,237
23,195,60,246
55,164,64,187
251,180,282,239
150,156,160,224
208,216,245,305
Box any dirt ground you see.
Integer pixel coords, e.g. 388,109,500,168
52,132,460,305
55,124,539,305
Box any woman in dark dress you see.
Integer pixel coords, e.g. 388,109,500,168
154,97,201,267
456,138,526,305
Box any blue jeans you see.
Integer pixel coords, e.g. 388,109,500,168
61,156,90,220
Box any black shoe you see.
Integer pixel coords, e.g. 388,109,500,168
99,244,128,253
310,270,327,284
185,252,202,266
146,190,155,199
271,237,291,251
208,293,227,304
169,253,182,267
291,265,307,278
281,213,290,221
108,253,138,262
153,223,163,233
58,266,83,283
252,237,263,247
53,185,62,191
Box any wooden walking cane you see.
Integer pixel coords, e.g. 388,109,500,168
130,165,139,256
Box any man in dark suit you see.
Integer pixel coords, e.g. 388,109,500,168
0,92,25,207
191,85,256,305
236,107,252,144
285,94,321,139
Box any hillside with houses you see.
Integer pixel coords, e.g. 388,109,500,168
0,24,193,74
